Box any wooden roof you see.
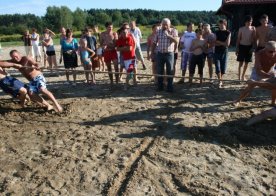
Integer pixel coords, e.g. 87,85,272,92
217,0,276,15
222,0,276,5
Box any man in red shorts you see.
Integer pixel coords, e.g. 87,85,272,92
100,22,119,84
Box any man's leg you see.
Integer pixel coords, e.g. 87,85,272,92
18,87,28,107
40,88,63,112
106,62,113,84
234,84,255,105
157,53,164,91
207,57,213,80
28,92,54,111
179,52,187,83
241,62,249,81
165,53,174,92
113,59,119,84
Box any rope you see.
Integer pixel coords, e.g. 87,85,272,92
42,67,247,84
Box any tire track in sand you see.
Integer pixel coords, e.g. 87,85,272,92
102,137,156,196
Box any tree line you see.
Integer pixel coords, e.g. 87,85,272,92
0,6,221,36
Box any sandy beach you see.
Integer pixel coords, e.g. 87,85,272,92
0,45,275,195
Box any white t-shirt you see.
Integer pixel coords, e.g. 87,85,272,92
130,27,142,47
180,31,196,53
31,33,40,46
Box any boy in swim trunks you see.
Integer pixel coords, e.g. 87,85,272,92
236,15,256,81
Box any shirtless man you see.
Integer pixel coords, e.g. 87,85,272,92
100,22,119,84
236,15,256,81
234,41,276,106
0,61,28,107
8,50,63,112
256,14,270,51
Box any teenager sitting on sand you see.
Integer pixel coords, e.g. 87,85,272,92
8,50,63,112
234,41,276,106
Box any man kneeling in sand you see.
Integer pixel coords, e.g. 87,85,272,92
0,61,28,107
8,50,63,112
234,41,276,106
246,78,276,125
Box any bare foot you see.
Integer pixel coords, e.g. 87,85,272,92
47,105,54,111
55,105,63,113
232,101,241,107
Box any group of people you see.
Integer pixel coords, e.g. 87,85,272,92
1,15,276,124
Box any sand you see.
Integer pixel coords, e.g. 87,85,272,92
0,46,275,195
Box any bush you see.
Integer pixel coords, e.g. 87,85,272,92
0,34,22,42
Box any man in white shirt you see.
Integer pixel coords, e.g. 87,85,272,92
130,21,147,70
178,22,196,83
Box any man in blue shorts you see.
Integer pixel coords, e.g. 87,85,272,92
0,61,28,107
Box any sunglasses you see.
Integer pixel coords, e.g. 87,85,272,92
268,50,276,54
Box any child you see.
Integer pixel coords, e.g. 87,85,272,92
79,39,96,84
189,28,207,86
93,25,105,72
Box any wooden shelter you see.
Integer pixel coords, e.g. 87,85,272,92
216,0,276,42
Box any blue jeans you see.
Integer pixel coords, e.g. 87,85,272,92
214,50,228,75
157,52,174,91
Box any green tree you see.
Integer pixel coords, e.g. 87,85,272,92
60,6,73,29
73,7,87,30
44,6,61,31
112,10,123,26
95,12,111,25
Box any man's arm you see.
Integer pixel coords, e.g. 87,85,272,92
236,29,242,54
46,28,56,36
164,29,178,44
226,32,231,47
0,61,22,69
138,28,142,43
252,27,257,49
26,57,40,69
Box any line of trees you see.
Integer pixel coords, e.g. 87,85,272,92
0,6,222,35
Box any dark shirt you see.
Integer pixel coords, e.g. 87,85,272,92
215,30,230,53
22,35,32,46
85,35,97,54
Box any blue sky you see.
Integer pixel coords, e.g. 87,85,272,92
0,0,222,16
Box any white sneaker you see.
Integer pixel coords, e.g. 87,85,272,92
64,81,70,85
72,82,77,86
